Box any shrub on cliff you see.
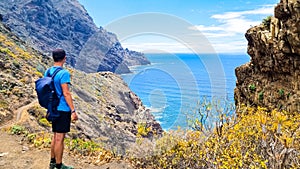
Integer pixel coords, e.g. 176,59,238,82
262,16,272,30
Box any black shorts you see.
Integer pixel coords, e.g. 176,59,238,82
52,111,71,133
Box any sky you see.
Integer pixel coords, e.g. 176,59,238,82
78,0,278,54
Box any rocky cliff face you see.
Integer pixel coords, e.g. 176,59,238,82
0,21,162,155
235,0,300,112
68,71,163,154
0,0,150,74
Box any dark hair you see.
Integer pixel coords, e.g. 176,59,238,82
52,49,66,62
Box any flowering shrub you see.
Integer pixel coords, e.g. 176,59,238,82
130,107,300,168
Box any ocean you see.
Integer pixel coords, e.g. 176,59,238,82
121,53,250,130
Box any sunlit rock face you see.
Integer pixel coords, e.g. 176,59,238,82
235,0,300,112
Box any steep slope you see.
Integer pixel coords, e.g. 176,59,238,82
0,21,162,155
0,21,50,124
0,0,150,74
235,0,300,112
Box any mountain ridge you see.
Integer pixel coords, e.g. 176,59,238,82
0,0,150,74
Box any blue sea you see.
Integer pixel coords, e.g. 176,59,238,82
121,53,249,130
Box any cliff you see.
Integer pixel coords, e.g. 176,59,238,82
235,0,300,112
0,21,162,155
0,0,150,74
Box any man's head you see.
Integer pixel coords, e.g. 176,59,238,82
52,49,66,62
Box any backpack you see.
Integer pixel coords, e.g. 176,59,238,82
35,67,62,122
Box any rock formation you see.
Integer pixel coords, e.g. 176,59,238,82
0,0,150,74
235,0,300,112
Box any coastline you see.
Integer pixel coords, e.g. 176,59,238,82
121,53,249,130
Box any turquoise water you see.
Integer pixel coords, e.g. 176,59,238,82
121,53,249,130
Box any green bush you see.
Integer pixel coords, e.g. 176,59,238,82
12,60,20,69
278,89,284,97
258,91,264,101
10,125,26,135
248,84,256,92
262,16,272,30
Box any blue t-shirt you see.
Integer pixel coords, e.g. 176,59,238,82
44,66,71,112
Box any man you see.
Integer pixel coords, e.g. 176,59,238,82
45,49,78,169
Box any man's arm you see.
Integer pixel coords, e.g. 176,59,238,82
61,83,78,121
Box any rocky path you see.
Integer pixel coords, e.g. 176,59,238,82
0,102,133,169
0,100,37,130
15,100,38,121
0,131,133,169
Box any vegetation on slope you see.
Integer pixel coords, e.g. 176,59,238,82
0,22,50,124
129,106,300,168
8,103,300,168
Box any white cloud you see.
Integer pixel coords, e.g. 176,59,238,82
122,42,194,53
200,32,235,38
240,5,275,15
212,13,242,20
192,25,224,31
212,5,274,19
212,40,248,53
189,4,275,53
121,5,276,54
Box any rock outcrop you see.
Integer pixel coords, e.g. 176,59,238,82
235,0,300,112
0,0,150,74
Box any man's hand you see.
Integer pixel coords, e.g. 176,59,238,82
71,112,78,122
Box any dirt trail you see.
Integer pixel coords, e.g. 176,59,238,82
0,131,97,169
15,101,38,121
0,102,133,169
0,100,38,130
0,131,132,169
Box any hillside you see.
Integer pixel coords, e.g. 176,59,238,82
0,0,150,74
0,18,162,158
235,0,300,112
0,21,50,124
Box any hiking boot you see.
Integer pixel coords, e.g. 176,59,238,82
49,162,56,169
54,163,74,169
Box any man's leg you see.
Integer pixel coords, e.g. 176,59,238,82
51,133,56,159
54,132,65,164
49,134,56,169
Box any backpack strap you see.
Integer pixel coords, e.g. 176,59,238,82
51,67,63,79
48,67,63,98
46,67,63,78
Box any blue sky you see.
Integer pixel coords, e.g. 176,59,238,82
78,0,278,54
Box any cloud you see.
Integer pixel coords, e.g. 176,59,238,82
212,40,248,53
122,42,194,53
212,5,274,20
122,40,246,54
192,25,224,31
189,4,275,53
121,5,276,54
